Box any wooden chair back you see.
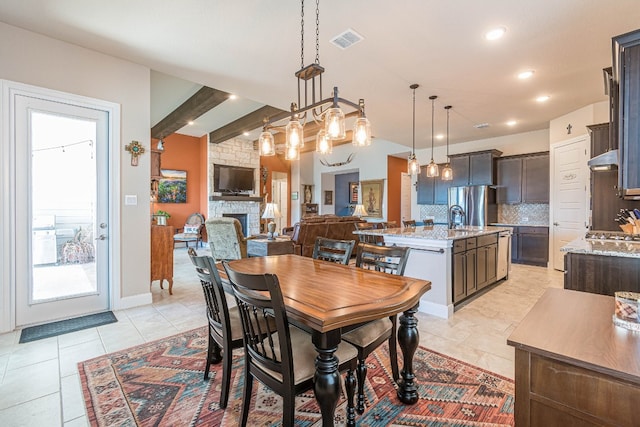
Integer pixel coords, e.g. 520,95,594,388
402,219,416,228
355,221,384,245
312,237,355,265
355,243,411,276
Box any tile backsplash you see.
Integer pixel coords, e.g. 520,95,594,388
498,203,549,225
417,203,549,225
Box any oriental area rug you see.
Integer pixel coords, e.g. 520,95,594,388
78,327,514,426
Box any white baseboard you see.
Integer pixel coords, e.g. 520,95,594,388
113,292,152,311
418,300,454,319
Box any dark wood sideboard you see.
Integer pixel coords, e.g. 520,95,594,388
507,288,640,426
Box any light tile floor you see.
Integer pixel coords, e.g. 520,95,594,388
0,248,563,426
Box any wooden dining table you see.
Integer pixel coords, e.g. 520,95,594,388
221,254,431,427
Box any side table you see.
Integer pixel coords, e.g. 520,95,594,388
151,225,174,294
247,237,294,257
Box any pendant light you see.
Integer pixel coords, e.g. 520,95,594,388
353,99,372,146
315,129,332,154
425,95,439,177
258,119,276,156
407,84,420,175
441,105,453,181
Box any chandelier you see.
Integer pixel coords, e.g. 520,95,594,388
258,0,372,159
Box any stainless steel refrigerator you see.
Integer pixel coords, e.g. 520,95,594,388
448,185,497,227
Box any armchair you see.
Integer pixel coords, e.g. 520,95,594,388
173,212,205,248
205,217,252,260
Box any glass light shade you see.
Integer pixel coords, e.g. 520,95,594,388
285,144,299,160
353,116,372,146
258,131,275,156
441,164,453,181
426,160,439,177
156,139,165,151
325,107,346,139
286,119,304,148
315,130,332,154
408,154,420,175
353,204,368,217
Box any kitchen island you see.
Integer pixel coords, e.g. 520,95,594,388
561,234,640,296
354,225,511,318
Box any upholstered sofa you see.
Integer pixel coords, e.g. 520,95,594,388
284,215,364,257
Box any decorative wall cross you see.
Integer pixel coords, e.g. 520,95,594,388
566,124,572,134
125,140,145,166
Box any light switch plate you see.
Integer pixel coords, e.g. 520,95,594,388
124,195,137,206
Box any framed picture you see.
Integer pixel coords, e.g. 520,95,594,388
291,191,299,201
361,179,384,218
158,169,187,203
324,190,333,205
349,182,359,203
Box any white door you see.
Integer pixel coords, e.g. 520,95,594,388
400,172,412,222
272,172,288,234
550,135,589,271
14,94,110,326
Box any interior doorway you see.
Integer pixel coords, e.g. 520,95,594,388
272,172,288,234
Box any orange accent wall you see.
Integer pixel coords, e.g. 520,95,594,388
151,134,204,229
387,156,407,224
260,156,292,227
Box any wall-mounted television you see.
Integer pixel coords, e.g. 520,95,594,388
213,164,255,195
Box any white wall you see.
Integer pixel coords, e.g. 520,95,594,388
0,23,151,305
549,101,608,144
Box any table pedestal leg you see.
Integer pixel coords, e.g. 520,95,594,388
396,304,419,404
313,330,341,427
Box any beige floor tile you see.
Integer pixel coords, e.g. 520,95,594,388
64,415,89,427
0,392,61,427
5,337,58,371
59,340,105,378
0,359,60,410
61,374,86,422
58,328,101,349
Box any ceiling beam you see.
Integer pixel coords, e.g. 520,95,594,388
151,86,229,139
208,105,287,144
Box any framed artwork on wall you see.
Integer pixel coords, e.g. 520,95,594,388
324,190,333,205
361,179,384,218
158,169,187,203
349,182,359,203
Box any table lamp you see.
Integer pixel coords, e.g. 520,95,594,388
353,204,368,217
262,202,281,240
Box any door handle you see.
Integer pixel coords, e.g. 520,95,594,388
95,234,107,241
553,222,559,226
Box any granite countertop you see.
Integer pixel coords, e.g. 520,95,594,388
561,237,640,258
353,224,510,241
490,222,549,227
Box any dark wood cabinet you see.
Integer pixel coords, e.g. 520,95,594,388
564,252,640,296
417,164,449,205
476,234,498,290
452,233,498,304
496,153,549,204
614,29,640,199
449,150,501,186
511,226,549,266
151,225,174,295
588,123,640,230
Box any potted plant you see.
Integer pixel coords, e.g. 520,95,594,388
155,210,170,226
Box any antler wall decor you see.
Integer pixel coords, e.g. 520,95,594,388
319,153,355,167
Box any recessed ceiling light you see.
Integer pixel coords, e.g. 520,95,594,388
228,94,238,100
187,121,194,126
536,95,550,103
436,133,444,140
507,120,517,126
485,26,507,41
243,132,250,136
518,70,535,79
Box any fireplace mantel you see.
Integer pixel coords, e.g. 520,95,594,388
209,195,263,202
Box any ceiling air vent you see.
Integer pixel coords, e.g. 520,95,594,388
330,28,364,50
474,123,490,129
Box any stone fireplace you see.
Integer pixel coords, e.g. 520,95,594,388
208,137,262,236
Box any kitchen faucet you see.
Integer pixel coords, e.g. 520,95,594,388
448,205,466,229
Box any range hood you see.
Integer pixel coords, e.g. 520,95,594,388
588,149,618,171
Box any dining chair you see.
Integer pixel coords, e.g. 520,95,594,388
341,243,411,414
311,236,356,265
188,248,245,409
222,262,359,427
402,219,416,228
354,221,384,245
174,212,205,248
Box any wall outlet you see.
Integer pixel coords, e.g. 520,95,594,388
522,217,529,222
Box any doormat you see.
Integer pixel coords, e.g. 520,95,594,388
19,311,117,343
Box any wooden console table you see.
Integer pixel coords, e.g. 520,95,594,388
507,288,640,426
151,225,174,294
247,237,294,257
